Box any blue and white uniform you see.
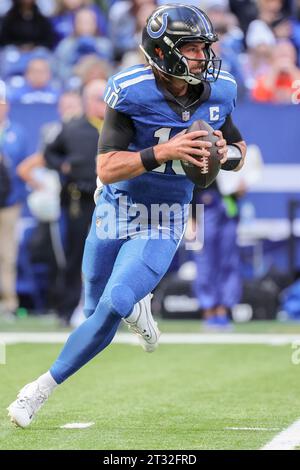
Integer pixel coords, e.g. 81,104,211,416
50,65,238,383
103,64,236,206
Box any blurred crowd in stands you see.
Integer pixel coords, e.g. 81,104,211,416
0,0,300,103
1,0,300,324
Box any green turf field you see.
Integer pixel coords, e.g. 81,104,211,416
1,335,300,450
2,314,300,333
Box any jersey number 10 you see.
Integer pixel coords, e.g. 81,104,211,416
153,128,186,176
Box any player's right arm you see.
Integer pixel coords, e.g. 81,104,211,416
97,107,211,185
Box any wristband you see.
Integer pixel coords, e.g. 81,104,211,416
221,144,242,171
140,147,160,171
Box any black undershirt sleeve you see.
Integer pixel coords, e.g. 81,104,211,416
98,106,135,154
219,114,243,144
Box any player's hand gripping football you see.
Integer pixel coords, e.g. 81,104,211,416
154,129,228,167
154,130,213,168
213,129,228,165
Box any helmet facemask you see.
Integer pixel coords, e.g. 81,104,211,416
169,38,222,84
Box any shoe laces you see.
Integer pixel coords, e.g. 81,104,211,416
125,294,157,342
17,386,48,412
127,322,150,339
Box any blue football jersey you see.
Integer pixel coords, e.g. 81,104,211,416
103,64,237,209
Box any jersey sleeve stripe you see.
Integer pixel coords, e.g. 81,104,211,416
114,66,152,82
119,74,155,90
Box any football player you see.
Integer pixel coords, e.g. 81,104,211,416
8,4,246,427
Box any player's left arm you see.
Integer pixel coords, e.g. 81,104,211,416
213,115,247,172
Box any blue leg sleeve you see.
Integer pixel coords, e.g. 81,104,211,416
50,234,179,384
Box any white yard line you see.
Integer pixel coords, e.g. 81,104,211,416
60,422,95,429
261,418,300,450
1,332,300,345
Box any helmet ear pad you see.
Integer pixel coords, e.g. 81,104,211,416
173,55,188,76
152,40,180,75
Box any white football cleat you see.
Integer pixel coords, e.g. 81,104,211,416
123,294,160,352
7,381,51,428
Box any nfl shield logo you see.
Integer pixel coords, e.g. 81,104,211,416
182,111,190,122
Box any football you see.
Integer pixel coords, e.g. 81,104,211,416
180,119,221,188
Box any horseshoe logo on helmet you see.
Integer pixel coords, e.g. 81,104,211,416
147,12,168,39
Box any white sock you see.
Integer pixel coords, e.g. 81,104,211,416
37,371,58,393
125,303,140,322
125,294,152,322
